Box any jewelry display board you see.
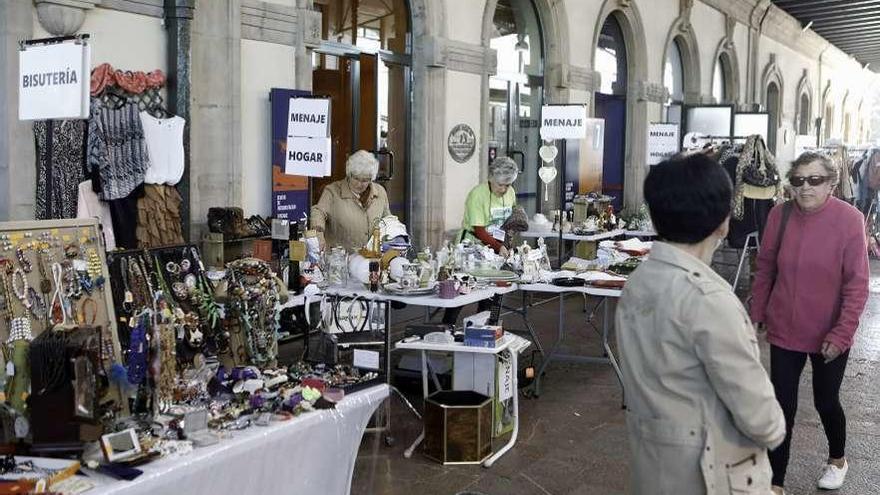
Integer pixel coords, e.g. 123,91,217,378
0,219,127,436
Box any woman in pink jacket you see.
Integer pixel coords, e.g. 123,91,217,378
751,152,869,495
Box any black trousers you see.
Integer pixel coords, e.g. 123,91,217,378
768,344,850,486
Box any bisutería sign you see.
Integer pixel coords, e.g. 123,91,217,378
19,40,90,120
286,97,332,177
540,104,588,140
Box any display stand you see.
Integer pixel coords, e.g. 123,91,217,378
0,218,129,444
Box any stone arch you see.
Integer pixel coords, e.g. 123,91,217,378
795,70,813,135
712,37,741,105
479,0,570,179
481,0,569,78
662,16,701,104
590,0,650,212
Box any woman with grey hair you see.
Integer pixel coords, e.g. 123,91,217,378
442,156,519,325
458,156,519,257
750,151,869,494
311,150,390,252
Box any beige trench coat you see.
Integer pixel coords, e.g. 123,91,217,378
615,242,785,494
310,180,391,252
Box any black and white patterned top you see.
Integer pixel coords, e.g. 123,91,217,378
87,101,150,200
34,119,87,220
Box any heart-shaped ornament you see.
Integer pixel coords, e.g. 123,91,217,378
539,145,558,163
538,165,558,184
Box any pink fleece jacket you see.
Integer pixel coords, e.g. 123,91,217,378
750,197,869,353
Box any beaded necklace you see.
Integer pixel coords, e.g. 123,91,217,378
126,315,148,386
226,259,278,366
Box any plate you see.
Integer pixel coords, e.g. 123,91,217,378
468,269,519,281
383,283,438,296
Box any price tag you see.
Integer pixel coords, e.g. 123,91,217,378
6,362,14,377
353,349,380,370
488,225,506,242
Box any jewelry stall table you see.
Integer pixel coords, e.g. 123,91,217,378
395,334,531,467
515,284,624,403
85,384,389,495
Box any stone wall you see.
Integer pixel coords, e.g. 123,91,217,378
1,0,878,248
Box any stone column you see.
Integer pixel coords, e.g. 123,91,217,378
165,0,194,239
0,1,35,220
294,0,320,92
188,0,242,238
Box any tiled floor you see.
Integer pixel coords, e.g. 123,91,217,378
348,263,880,495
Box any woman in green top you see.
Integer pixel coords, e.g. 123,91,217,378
460,156,519,257
443,157,518,325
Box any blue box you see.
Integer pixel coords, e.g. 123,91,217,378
464,327,499,348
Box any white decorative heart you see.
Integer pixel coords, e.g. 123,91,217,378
538,165,558,184
539,145,558,163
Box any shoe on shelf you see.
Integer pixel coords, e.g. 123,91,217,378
817,459,848,490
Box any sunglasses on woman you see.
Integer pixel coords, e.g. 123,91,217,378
789,175,830,187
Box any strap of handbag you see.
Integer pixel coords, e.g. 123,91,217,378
769,201,794,293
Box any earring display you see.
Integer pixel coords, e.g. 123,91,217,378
0,218,127,450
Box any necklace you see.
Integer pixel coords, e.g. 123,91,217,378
126,316,148,385
10,269,31,311
0,262,15,324
50,262,69,326
15,249,31,274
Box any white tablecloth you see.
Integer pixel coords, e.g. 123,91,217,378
86,384,389,495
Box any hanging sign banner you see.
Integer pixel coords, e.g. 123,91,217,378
19,41,90,120
647,123,680,166
271,89,310,220
287,97,330,138
285,136,332,177
540,105,588,140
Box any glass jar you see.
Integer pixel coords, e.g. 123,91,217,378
326,247,349,287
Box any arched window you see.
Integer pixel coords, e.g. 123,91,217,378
766,81,780,153
489,0,544,214
595,16,627,95
798,92,811,135
824,103,834,141
712,58,725,104
844,112,852,144
663,38,684,122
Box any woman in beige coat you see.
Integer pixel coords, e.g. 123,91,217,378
310,150,391,252
615,153,786,494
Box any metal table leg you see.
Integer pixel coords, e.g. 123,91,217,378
528,294,566,397
601,299,625,408
404,349,429,458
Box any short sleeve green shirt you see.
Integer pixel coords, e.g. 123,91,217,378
460,183,517,243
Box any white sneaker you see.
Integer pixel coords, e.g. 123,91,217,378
817,460,848,490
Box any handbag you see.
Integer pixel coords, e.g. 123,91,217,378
741,136,780,188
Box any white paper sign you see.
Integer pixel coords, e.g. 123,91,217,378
497,357,514,402
285,136,331,177
540,105,588,140
288,97,330,138
647,123,680,165
19,41,90,120
353,349,380,370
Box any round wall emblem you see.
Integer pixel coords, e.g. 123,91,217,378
447,124,476,163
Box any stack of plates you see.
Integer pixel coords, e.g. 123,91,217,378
468,269,519,282
383,282,437,296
